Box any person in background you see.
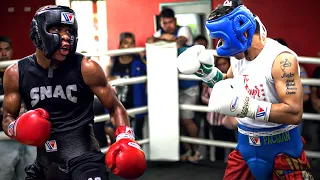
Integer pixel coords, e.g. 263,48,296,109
0,36,37,180
106,32,147,144
147,8,193,48
201,56,237,161
194,35,208,48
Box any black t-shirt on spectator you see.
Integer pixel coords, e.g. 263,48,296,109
312,66,320,98
111,58,134,109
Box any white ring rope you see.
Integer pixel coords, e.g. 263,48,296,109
3,48,320,69
0,106,148,140
180,104,320,121
109,76,147,86
0,47,147,69
179,74,320,87
94,106,148,123
82,47,146,57
205,49,320,65
1,47,320,159
0,76,148,102
180,136,320,159
101,138,150,154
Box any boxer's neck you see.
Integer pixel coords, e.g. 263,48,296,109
35,49,59,69
245,35,267,61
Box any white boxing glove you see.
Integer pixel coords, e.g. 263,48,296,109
177,45,223,88
208,79,272,122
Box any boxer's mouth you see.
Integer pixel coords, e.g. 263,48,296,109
60,44,70,56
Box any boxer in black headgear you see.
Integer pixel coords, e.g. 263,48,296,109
2,5,146,180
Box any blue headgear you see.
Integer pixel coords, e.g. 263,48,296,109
205,5,256,56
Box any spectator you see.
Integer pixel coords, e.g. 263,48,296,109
194,35,208,48
201,56,237,161
193,35,211,159
147,8,193,48
309,66,320,152
177,48,201,162
0,36,36,180
106,32,147,143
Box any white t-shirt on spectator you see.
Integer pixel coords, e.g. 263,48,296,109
153,26,193,46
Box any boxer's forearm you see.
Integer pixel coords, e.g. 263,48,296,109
268,103,302,125
110,103,130,128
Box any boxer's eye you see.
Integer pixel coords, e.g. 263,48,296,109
51,28,59,33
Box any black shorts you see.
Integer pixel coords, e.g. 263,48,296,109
25,151,109,180
25,125,109,180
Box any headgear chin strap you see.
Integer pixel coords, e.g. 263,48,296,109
255,16,267,45
29,5,78,60
205,5,256,56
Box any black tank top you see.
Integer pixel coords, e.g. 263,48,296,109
18,53,94,135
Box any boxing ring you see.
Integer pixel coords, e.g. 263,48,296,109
1,43,320,179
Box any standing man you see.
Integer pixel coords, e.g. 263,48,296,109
0,36,37,180
147,8,193,48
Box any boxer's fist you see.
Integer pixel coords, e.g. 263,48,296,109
106,126,146,179
208,79,271,122
177,45,223,87
8,108,51,147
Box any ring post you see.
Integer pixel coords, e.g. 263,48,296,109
145,42,179,161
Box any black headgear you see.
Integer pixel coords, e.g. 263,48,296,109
30,5,78,59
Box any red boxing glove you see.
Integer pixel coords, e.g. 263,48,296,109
106,126,146,179
8,108,51,147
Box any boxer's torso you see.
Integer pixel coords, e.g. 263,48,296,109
18,53,95,134
231,38,299,128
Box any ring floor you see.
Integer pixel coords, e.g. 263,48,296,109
109,160,320,180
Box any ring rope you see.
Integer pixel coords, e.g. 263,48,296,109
1,47,320,159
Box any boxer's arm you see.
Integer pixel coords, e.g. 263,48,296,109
81,58,130,127
269,52,303,125
2,63,22,136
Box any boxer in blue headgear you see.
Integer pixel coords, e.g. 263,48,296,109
177,0,314,179
205,4,256,57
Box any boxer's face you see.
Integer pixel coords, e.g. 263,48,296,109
160,17,177,34
0,41,13,61
49,26,72,61
217,38,245,60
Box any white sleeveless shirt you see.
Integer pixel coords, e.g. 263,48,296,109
231,38,299,128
